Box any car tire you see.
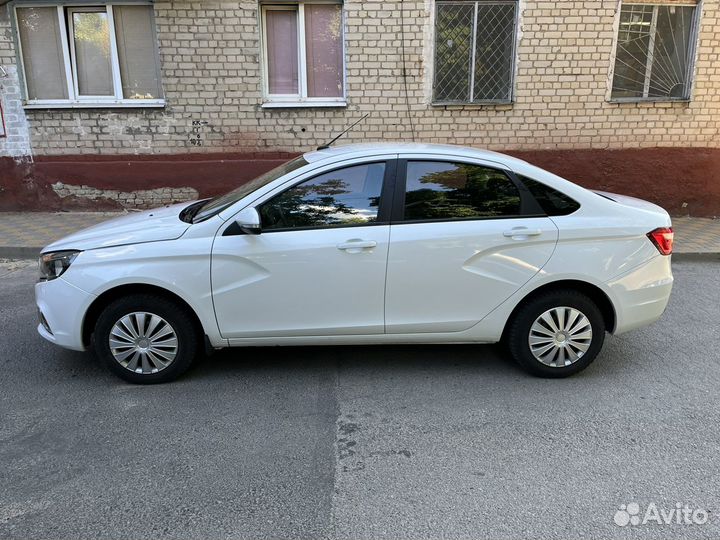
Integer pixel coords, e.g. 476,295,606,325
93,294,201,384
506,289,606,378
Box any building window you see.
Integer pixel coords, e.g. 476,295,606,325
14,3,163,108
261,2,345,107
611,3,698,101
433,0,517,104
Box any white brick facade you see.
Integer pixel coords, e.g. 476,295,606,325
0,0,718,158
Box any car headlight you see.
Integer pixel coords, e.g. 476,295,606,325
39,251,80,281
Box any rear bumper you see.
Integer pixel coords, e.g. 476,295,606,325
35,277,96,351
606,255,673,335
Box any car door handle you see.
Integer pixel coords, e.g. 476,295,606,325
503,228,543,238
337,239,377,251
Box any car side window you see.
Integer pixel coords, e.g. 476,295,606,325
402,161,521,221
259,162,386,231
518,175,581,216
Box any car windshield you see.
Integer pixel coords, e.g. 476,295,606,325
192,156,309,223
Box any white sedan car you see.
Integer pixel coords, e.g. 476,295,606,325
35,143,674,383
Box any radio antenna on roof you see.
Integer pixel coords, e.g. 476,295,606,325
317,113,370,151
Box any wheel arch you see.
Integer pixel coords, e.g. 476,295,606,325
502,279,617,340
82,283,206,348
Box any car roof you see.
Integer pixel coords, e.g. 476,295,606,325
303,142,528,167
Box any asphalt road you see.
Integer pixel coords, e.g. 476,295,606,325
1,259,719,540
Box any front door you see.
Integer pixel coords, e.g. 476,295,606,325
385,158,559,334
211,160,393,339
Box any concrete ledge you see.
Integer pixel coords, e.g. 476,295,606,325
0,247,41,260
672,253,720,262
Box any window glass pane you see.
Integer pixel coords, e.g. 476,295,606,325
612,4,653,99
473,3,516,101
403,161,521,221
16,7,68,100
305,4,344,98
72,10,114,96
519,176,580,216
649,6,694,99
113,5,162,99
260,163,386,230
433,3,474,102
265,9,299,95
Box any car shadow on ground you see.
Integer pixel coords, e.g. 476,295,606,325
184,342,575,384
53,338,621,386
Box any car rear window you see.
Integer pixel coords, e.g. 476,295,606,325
518,175,581,216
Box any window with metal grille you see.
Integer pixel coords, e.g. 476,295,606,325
611,3,698,101
433,0,517,104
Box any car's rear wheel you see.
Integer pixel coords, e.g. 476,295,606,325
506,289,605,377
93,294,200,384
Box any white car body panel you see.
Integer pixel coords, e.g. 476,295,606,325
53,233,227,349
44,202,191,252
33,143,673,357
212,225,390,338
35,274,96,351
385,218,559,333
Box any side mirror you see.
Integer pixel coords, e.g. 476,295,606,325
235,207,261,235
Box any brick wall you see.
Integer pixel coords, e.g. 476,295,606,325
0,0,717,157
0,8,30,158
0,0,719,214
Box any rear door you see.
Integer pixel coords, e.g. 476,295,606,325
384,156,559,334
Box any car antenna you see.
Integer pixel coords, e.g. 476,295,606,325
316,113,370,151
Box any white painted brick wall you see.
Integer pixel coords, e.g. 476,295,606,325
0,65,31,158
0,0,718,157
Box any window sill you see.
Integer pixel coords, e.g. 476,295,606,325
262,100,347,109
431,101,514,109
23,99,166,110
607,98,691,104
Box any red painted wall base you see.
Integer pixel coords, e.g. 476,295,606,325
1,148,718,217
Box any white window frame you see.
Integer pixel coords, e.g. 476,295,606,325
13,1,165,109
260,1,347,108
608,1,702,103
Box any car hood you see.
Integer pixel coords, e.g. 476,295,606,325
42,202,193,253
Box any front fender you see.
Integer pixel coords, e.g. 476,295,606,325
60,238,224,347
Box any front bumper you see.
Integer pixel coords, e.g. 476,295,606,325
607,254,673,335
35,276,96,351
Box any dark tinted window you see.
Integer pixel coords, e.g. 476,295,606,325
403,161,521,221
519,175,580,216
260,163,385,230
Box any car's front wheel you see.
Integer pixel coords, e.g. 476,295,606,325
93,294,200,384
506,289,606,377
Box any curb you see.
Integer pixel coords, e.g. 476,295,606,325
0,247,42,260
672,252,720,262
1,247,719,262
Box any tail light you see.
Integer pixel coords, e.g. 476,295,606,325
647,227,673,255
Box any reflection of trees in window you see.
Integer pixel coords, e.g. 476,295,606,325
73,11,111,59
261,164,384,230
405,162,521,220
